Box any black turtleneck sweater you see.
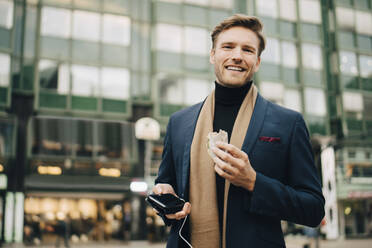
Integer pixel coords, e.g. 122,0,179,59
213,80,252,235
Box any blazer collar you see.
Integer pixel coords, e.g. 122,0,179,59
181,102,204,197
242,93,269,154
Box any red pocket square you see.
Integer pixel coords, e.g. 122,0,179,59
259,136,281,143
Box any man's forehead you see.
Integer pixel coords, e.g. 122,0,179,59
216,26,259,46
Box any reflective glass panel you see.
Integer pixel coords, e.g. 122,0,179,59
32,117,72,156
103,14,130,46
184,78,211,105
359,55,372,78
339,51,358,75
158,75,183,104
302,43,322,70
284,89,302,112
279,0,297,21
184,26,209,55
281,41,297,68
101,67,130,100
299,0,321,24
260,81,284,102
336,7,355,31
184,0,208,6
0,119,14,156
0,53,10,87
304,87,326,116
71,64,99,97
72,10,100,42
256,0,278,18
356,11,372,35
39,60,69,94
0,0,13,28
97,121,133,159
211,0,233,9
261,38,280,64
343,92,363,112
41,7,71,38
73,119,93,157
155,23,182,53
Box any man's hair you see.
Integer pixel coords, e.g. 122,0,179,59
211,14,266,56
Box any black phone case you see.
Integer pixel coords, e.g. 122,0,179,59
145,193,185,215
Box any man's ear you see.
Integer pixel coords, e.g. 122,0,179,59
209,48,215,64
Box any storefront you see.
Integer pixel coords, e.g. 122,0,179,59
23,192,133,245
341,195,372,238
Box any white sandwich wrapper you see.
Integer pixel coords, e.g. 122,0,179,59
207,129,228,159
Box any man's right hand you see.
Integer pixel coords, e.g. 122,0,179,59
152,183,191,220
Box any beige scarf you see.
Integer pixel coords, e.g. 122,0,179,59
189,84,258,248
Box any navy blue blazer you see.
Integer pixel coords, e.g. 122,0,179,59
155,93,325,248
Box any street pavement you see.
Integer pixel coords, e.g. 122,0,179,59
2,238,372,248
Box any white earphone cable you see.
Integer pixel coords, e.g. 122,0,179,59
178,215,193,248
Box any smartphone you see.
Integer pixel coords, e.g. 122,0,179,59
146,193,185,215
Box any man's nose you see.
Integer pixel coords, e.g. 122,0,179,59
231,48,243,62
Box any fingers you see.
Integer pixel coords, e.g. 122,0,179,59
212,152,239,176
212,145,247,171
166,202,191,220
152,183,175,195
215,142,249,161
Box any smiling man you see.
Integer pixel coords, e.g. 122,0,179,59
153,14,325,248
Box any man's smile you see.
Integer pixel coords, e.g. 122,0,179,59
225,65,246,72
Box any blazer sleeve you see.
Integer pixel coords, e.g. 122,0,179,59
248,114,325,227
154,117,178,226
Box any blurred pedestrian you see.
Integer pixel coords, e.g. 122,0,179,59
55,212,70,248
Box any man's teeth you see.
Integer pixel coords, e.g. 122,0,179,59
226,66,244,71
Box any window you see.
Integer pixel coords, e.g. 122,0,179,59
184,26,209,55
281,41,297,68
0,53,10,87
261,38,280,64
284,89,302,112
260,81,284,103
299,0,321,24
39,60,69,94
102,14,130,46
336,7,355,30
279,0,297,21
339,51,358,75
356,11,372,35
101,67,130,100
72,10,100,42
184,78,211,105
71,65,99,97
256,0,278,18
41,7,71,38
0,0,13,29
184,0,208,6
304,88,326,116
302,43,322,70
155,23,182,53
343,92,363,112
158,75,183,104
359,55,372,78
210,0,233,9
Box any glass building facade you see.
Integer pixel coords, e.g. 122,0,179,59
0,0,371,244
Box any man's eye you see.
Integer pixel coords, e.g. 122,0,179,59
222,46,232,49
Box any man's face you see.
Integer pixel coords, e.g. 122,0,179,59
210,26,261,88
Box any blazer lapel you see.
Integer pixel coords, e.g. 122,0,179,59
181,102,204,197
242,94,269,154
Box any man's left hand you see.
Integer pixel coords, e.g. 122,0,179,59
212,141,256,191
